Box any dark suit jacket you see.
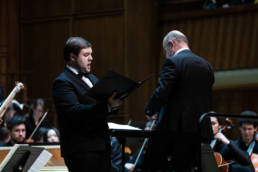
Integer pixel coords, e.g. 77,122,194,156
52,67,110,157
143,50,214,170
145,49,214,136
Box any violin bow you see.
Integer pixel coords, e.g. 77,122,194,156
133,120,156,168
28,110,48,140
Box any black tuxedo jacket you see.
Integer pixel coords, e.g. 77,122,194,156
145,49,214,140
143,50,214,170
52,67,110,157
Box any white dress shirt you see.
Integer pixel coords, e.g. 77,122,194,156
66,65,93,88
174,47,190,56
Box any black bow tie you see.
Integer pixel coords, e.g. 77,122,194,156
77,71,89,78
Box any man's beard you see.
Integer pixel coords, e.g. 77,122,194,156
166,50,174,58
14,138,25,143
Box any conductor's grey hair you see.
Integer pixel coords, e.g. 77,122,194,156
163,30,188,48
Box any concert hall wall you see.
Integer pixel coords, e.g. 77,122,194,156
0,0,258,127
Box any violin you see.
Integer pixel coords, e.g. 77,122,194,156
246,140,258,172
24,138,35,143
211,118,233,172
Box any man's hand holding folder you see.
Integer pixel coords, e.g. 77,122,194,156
107,92,128,112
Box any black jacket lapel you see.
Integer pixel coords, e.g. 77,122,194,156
64,67,91,90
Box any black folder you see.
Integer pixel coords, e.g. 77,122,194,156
87,71,152,101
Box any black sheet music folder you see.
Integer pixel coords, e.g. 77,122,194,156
87,70,152,101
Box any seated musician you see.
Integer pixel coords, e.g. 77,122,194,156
0,115,26,146
25,98,51,140
43,127,60,144
0,99,24,128
210,116,226,152
210,111,256,172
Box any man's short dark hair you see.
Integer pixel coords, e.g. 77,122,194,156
0,127,9,141
7,115,26,130
64,37,92,61
238,110,257,127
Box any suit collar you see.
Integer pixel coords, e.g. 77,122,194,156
174,48,190,56
66,65,79,75
64,67,92,90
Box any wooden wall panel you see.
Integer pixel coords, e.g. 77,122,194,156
0,0,8,48
73,0,123,12
21,21,70,124
124,0,159,122
160,5,258,70
249,13,258,66
0,0,20,99
0,0,9,91
212,88,258,114
73,16,124,76
7,0,20,77
20,0,72,18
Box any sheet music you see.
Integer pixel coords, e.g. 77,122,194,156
40,166,68,171
108,122,141,130
28,149,52,172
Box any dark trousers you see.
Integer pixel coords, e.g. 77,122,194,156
64,150,111,172
142,133,200,172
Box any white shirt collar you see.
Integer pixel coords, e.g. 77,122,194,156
66,65,93,88
174,47,190,56
66,65,79,75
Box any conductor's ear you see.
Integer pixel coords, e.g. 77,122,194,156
168,41,173,49
169,40,176,47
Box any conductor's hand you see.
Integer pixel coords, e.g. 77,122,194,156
124,163,135,172
107,92,126,109
146,112,158,121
